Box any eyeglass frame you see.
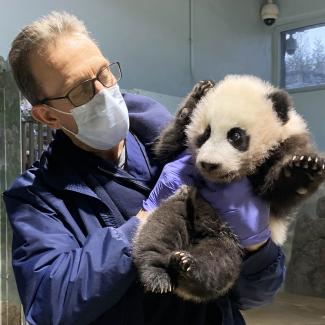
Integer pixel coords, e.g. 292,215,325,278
39,61,122,107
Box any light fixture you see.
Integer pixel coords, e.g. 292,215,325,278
286,34,298,55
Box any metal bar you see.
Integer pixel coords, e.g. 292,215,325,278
28,121,34,166
37,123,43,160
21,122,27,171
47,127,52,144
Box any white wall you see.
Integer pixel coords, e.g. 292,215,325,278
192,0,271,82
277,0,325,23
0,0,191,99
291,90,325,149
0,0,272,98
125,89,182,115
1,0,324,147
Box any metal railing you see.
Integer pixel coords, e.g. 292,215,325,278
21,117,52,170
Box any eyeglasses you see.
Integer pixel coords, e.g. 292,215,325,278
40,61,122,108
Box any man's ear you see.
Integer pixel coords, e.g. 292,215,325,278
31,105,60,129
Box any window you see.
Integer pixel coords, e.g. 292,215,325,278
280,23,325,90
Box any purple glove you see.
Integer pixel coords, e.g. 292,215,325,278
142,153,197,211
198,178,271,247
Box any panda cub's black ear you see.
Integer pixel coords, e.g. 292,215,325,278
267,89,292,124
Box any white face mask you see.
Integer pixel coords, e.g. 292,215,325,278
47,84,130,150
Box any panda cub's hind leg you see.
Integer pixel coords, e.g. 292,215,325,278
166,195,243,302
168,234,243,302
133,186,194,294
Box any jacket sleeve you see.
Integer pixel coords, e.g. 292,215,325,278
229,239,286,310
3,190,139,325
124,93,173,145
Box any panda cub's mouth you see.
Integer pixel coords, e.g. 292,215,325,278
216,172,237,183
197,159,238,183
213,172,237,183
199,167,238,183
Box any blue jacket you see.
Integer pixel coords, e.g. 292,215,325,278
3,93,285,325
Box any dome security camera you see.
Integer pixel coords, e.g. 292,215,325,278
261,0,279,26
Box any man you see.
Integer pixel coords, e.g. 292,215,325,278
3,11,285,325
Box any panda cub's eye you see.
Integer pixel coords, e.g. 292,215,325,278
227,127,249,152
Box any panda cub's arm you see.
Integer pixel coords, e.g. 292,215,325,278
247,91,325,219
250,137,325,217
153,80,215,165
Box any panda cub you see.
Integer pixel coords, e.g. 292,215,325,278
133,75,325,303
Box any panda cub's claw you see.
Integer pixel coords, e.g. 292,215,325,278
170,251,197,278
290,154,325,174
285,154,325,195
191,80,216,101
142,269,173,294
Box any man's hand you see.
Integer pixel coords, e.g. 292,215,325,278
142,153,196,211
198,177,271,248
142,151,271,249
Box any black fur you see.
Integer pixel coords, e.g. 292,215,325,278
153,80,215,164
133,79,325,303
249,134,325,218
133,186,243,301
196,125,211,148
267,90,292,124
227,127,250,152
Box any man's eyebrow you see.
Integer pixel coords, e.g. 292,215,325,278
97,61,109,75
61,61,109,94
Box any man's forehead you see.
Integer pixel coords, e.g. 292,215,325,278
30,34,108,97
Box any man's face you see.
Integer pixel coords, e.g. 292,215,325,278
30,33,108,134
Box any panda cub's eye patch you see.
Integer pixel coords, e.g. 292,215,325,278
227,127,249,152
196,125,211,148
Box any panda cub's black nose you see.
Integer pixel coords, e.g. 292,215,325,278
200,161,220,172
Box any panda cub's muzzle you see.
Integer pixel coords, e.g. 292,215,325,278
197,161,238,183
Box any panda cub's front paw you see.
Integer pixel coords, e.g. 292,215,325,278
284,154,325,195
191,80,215,101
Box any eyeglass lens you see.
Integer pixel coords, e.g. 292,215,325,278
68,63,121,107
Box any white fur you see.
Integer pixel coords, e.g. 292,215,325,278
133,211,153,246
281,109,308,141
269,216,289,245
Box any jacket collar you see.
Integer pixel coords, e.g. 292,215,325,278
38,92,171,197
39,130,107,199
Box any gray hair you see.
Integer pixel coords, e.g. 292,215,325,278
9,11,91,105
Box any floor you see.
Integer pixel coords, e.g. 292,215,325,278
242,292,325,325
